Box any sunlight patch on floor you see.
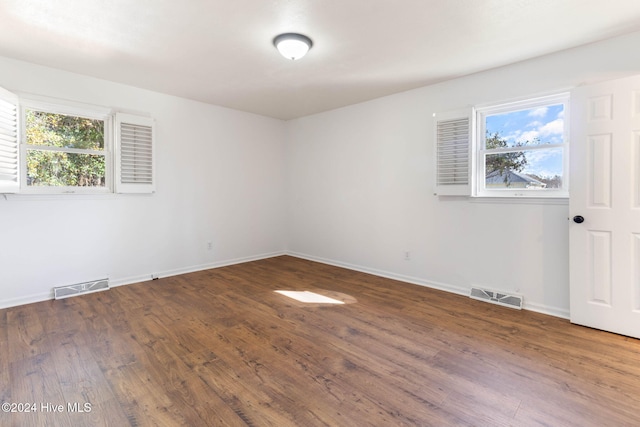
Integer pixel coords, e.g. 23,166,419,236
275,290,345,304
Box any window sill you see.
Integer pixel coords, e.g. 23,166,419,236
0,192,153,202
469,196,568,205
1,192,116,202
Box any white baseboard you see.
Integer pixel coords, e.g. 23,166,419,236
0,251,286,310
286,251,570,320
0,291,54,310
286,251,469,295
110,250,287,287
524,301,570,319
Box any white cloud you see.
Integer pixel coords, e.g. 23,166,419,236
504,130,522,141
539,118,564,137
524,149,563,176
528,107,548,117
517,130,540,143
513,118,563,144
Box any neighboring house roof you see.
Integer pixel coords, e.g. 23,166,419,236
485,170,546,187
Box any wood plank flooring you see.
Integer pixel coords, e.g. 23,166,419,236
1,255,639,426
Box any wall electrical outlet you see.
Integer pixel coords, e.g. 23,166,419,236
404,251,411,261
207,241,213,251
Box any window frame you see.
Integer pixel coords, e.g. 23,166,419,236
0,87,155,196
19,96,113,195
473,93,570,199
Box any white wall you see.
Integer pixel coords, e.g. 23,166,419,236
0,57,287,308
286,31,640,318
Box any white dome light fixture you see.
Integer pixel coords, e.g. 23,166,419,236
273,33,313,60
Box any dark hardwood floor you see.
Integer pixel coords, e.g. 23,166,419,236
1,255,639,426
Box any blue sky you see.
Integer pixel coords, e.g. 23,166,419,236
485,104,564,178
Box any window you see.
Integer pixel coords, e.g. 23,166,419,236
0,87,155,195
475,93,569,198
22,100,111,193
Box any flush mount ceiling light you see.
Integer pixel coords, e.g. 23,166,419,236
273,33,313,60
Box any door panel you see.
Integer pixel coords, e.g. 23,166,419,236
587,134,612,207
587,230,611,305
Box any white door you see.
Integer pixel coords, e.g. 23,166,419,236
570,74,640,339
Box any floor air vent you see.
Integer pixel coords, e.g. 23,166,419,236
470,287,523,310
54,279,110,300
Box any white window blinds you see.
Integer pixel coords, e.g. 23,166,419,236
434,109,472,196
0,88,20,193
0,87,19,193
115,113,155,194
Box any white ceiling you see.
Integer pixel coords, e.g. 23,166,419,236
1,0,640,120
